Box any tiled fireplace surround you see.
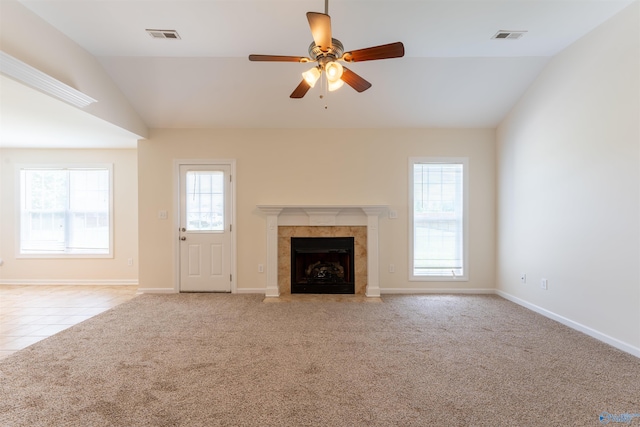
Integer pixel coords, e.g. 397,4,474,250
257,206,387,298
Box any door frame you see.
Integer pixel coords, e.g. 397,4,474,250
172,159,237,293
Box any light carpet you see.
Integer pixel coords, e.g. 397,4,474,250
1,294,639,426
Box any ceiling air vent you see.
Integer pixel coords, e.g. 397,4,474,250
491,30,527,40
146,29,181,40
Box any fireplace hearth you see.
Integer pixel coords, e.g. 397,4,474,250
291,237,355,294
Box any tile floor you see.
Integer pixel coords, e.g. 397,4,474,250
0,285,139,360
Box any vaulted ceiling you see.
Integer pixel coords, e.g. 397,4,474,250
0,0,635,147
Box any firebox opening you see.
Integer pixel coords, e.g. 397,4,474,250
291,237,355,294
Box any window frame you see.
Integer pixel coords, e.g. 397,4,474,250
408,157,469,281
15,163,114,259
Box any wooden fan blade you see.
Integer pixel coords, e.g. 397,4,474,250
342,42,405,62
290,79,311,99
249,54,310,62
307,12,332,51
341,67,372,93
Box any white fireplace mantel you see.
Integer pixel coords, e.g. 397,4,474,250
257,205,388,298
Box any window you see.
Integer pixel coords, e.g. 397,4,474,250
409,158,468,280
18,165,113,257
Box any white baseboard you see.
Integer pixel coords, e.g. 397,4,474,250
137,288,178,294
381,287,496,294
235,288,266,294
0,279,138,286
138,288,265,294
496,290,640,359
232,287,495,296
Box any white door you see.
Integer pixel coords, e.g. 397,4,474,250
179,164,232,292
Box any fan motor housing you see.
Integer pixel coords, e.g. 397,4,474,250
309,38,344,62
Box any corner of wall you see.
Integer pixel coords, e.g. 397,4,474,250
0,0,148,138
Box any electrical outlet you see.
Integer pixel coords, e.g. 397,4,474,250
520,273,526,284
258,264,264,273
128,258,133,266
541,278,548,290
389,264,395,273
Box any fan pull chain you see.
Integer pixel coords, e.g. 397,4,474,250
319,72,329,109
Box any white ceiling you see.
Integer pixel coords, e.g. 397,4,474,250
1,0,635,148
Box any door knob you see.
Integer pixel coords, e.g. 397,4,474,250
181,227,186,232
180,236,186,241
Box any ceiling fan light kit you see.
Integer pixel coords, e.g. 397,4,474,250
249,2,404,99
327,78,344,92
325,61,343,82
302,67,322,88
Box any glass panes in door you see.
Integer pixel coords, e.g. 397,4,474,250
185,171,224,231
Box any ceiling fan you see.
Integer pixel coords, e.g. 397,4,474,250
248,0,405,99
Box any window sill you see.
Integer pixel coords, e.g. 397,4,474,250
409,276,469,282
17,253,113,259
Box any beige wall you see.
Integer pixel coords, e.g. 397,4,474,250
0,148,139,283
138,128,496,293
496,2,640,353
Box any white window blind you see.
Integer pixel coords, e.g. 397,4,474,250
185,171,225,231
19,167,112,256
411,160,466,279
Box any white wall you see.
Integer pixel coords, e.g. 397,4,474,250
0,0,147,138
0,148,139,284
496,2,640,354
137,128,496,294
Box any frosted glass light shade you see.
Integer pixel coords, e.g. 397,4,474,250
328,79,344,92
302,67,321,87
325,61,343,82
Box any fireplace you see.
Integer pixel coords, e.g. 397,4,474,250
256,205,387,298
291,237,355,294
